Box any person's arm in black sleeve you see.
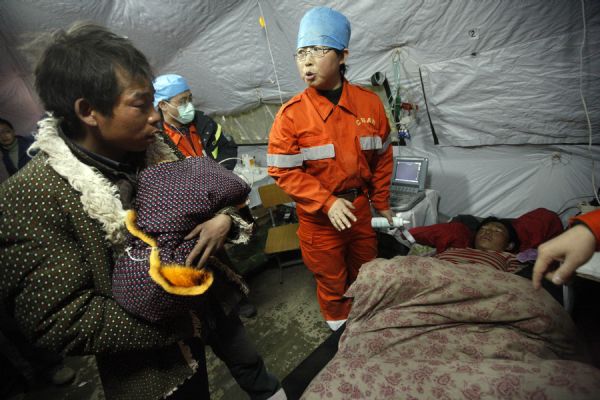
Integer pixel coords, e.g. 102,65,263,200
194,111,238,170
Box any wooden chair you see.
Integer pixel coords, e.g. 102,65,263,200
257,183,302,283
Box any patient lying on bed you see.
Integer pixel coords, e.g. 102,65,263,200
301,209,600,400
408,208,564,274
434,216,524,273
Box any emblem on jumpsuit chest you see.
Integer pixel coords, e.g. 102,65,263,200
355,117,375,126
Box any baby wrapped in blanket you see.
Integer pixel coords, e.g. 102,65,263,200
112,156,252,322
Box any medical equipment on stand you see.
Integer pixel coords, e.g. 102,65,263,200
398,102,418,140
370,72,419,144
371,72,406,146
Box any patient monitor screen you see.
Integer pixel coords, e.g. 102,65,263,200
394,160,421,185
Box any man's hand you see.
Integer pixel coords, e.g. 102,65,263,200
532,224,596,289
184,214,232,268
378,209,395,225
327,198,357,231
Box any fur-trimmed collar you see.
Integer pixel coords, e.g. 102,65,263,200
30,116,178,245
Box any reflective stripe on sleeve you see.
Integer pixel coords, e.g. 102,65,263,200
300,143,335,160
378,134,392,154
359,136,382,151
267,153,304,168
211,124,222,159
267,143,335,168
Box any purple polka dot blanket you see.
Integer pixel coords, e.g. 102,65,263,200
112,157,251,322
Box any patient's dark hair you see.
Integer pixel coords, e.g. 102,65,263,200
34,22,153,137
477,216,520,252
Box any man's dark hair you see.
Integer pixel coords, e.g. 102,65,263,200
333,48,347,77
34,22,153,136
0,117,14,130
477,216,520,252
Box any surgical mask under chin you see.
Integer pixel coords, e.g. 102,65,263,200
167,102,195,124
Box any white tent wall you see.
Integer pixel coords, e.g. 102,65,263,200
0,0,598,222
396,142,599,222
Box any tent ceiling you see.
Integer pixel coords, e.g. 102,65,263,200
0,0,598,220
0,0,598,145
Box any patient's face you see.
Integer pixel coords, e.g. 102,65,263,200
474,222,510,252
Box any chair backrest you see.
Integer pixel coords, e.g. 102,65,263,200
258,183,293,208
256,183,302,282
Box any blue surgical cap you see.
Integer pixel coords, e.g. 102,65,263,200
297,7,350,50
153,74,190,108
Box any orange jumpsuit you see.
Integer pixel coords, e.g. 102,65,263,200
162,122,204,157
267,80,393,321
573,209,600,250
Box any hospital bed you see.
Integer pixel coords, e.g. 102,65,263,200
292,209,600,399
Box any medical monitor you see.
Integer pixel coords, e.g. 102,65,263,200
391,157,428,191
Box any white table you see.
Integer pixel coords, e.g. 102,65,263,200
233,165,273,208
576,252,600,283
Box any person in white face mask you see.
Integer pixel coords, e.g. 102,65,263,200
153,74,238,170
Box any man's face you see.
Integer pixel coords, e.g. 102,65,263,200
87,70,160,161
474,221,511,252
0,123,16,147
296,46,347,91
158,90,193,124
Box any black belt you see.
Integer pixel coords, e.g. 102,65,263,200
333,188,364,202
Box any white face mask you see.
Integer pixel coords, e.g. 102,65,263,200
167,101,195,124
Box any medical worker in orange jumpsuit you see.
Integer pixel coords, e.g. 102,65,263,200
267,6,394,331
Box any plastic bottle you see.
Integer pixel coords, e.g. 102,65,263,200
371,217,406,228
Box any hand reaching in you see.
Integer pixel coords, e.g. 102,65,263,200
184,214,232,268
532,224,596,289
378,209,395,226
